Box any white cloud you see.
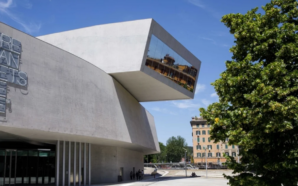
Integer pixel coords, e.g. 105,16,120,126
172,100,200,109
22,0,32,9
151,107,176,115
211,92,218,97
200,37,215,42
0,0,41,33
201,99,211,106
199,37,230,48
187,0,222,20
187,0,205,8
0,0,12,8
195,84,206,94
221,44,230,48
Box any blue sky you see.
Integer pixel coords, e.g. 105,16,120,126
0,0,270,147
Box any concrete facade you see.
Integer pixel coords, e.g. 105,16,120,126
0,19,201,185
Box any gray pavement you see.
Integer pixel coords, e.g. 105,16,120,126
93,169,230,186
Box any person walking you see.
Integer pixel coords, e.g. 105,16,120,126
130,171,133,180
141,170,144,180
138,169,141,180
154,167,157,178
136,170,139,180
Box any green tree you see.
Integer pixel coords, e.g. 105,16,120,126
199,0,298,185
157,142,167,162
144,142,167,163
166,136,188,162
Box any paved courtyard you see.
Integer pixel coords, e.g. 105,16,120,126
94,169,230,186
96,176,228,186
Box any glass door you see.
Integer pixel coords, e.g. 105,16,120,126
2,150,17,186
0,150,5,186
0,148,55,186
16,151,28,185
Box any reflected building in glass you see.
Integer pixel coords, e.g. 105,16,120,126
146,35,197,92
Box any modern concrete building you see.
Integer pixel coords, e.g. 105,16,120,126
190,117,240,166
0,19,201,185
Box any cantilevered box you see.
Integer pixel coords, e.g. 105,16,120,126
38,19,201,102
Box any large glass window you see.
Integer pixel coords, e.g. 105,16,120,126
208,153,212,157
196,131,200,135
202,138,205,142
197,137,200,143
197,153,201,157
146,35,198,92
0,145,55,186
202,130,206,135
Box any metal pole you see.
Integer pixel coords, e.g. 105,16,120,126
3,150,6,186
74,142,76,186
68,141,71,186
56,141,60,186
63,141,65,186
9,151,12,185
84,143,86,186
79,143,81,186
205,149,207,178
15,150,17,185
184,151,187,177
89,144,91,186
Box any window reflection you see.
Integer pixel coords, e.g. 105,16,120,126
146,35,197,92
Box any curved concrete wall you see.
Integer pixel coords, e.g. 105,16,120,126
0,22,159,154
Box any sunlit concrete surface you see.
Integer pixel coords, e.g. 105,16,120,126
94,169,229,186
95,177,228,186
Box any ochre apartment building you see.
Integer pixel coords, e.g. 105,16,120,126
190,117,240,165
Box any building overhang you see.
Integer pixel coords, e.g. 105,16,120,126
38,19,201,102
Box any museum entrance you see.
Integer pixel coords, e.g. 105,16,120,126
0,142,55,186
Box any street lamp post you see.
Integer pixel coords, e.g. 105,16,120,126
183,148,187,177
203,146,210,178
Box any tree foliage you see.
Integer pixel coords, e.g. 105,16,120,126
199,0,298,185
166,136,188,162
144,142,167,163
